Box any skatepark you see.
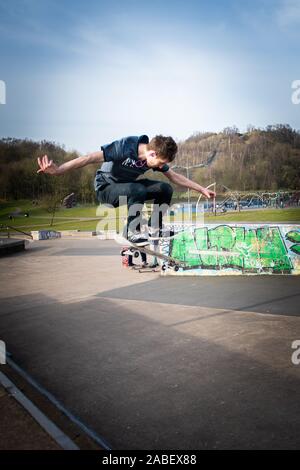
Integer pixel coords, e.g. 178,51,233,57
1,235,300,449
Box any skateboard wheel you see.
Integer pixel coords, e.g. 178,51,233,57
174,265,180,272
120,249,126,256
133,250,140,258
161,264,167,271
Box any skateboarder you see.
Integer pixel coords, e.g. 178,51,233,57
37,134,216,245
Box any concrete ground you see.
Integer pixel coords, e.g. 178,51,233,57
0,237,300,450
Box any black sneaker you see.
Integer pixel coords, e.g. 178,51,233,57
127,233,149,246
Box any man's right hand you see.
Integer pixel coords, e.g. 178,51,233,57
37,155,61,175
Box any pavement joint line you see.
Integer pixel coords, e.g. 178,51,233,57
0,370,79,450
6,356,112,451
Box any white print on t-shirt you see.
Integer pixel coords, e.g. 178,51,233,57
122,157,148,169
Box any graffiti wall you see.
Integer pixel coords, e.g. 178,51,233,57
31,230,61,240
161,224,300,275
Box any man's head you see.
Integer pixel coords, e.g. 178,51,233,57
145,135,177,169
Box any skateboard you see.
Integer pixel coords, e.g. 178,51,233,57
120,241,187,272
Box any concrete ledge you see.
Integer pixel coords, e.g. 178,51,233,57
0,238,25,256
30,230,118,240
59,230,97,238
95,231,117,240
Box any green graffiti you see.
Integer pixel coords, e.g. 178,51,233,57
170,225,293,273
290,244,300,255
170,230,200,267
286,230,300,243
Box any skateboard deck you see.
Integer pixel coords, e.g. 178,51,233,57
121,241,187,271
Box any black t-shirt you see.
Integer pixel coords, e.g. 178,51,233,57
94,135,169,191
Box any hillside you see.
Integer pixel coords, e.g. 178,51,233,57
0,124,299,202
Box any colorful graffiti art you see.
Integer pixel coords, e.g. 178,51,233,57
161,224,300,275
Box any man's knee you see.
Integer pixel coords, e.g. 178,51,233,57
128,185,148,205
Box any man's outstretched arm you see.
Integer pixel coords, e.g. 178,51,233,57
37,151,104,175
164,168,216,199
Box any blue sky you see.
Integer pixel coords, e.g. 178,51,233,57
0,0,299,153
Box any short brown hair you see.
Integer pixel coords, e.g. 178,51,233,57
149,135,177,162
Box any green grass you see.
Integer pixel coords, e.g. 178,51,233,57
204,208,300,223
0,200,126,232
0,200,299,233
0,199,100,218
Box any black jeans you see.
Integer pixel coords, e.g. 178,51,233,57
96,179,173,235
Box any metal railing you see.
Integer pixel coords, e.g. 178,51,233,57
0,224,33,239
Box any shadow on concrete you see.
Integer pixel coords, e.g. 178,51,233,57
1,292,300,449
2,243,56,256
97,276,300,317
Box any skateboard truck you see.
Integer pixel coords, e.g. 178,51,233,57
121,246,147,268
120,244,185,272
